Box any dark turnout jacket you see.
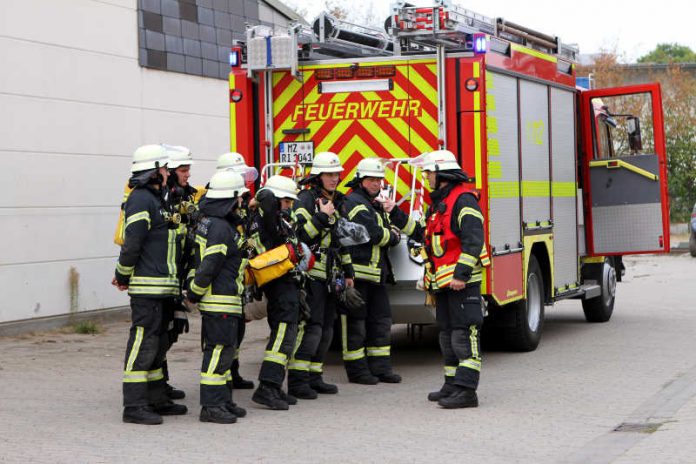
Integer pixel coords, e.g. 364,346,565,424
115,185,182,298
187,197,246,315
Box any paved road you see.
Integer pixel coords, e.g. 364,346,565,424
1,254,695,463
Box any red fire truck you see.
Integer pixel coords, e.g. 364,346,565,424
228,0,670,351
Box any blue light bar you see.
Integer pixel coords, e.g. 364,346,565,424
474,35,487,54
229,50,239,67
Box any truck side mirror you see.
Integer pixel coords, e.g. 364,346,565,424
627,116,642,152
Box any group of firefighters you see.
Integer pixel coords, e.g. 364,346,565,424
113,144,489,425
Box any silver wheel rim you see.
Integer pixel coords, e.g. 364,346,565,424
603,261,617,307
527,273,541,332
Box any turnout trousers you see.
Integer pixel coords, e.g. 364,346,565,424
122,297,175,407
258,275,299,387
200,311,239,406
288,278,337,388
341,280,393,379
435,283,483,390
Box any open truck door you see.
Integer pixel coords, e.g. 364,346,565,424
580,83,670,255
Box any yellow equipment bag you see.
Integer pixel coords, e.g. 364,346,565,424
113,183,134,246
248,244,297,287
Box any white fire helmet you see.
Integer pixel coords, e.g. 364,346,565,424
206,170,249,199
262,175,299,200
131,144,169,173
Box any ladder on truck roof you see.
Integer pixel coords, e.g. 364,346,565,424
243,1,577,72
388,0,578,61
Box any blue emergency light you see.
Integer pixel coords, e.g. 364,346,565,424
229,50,240,67
473,34,487,54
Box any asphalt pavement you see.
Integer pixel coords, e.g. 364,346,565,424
1,253,695,463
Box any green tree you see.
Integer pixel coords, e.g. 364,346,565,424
638,43,696,64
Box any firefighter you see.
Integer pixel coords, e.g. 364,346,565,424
419,150,489,409
113,144,187,425
248,175,302,410
213,151,258,390
288,152,354,399
186,170,250,424
159,144,197,401
342,158,417,384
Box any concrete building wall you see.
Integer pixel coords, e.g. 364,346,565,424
0,0,293,324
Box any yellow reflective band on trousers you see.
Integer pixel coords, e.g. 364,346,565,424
288,321,306,371
366,346,390,357
444,365,457,377
288,359,311,371
147,368,164,381
309,362,323,373
341,314,366,361
470,325,480,359
125,326,144,374
459,358,481,372
264,322,288,366
201,345,227,385
123,370,148,383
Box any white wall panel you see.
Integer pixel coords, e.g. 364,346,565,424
0,0,137,59
0,207,118,265
0,36,140,108
0,94,142,156
1,152,128,208
0,258,129,323
0,0,235,323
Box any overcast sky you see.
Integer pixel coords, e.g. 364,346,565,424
289,0,696,62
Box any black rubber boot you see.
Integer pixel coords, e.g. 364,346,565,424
277,388,298,405
349,374,379,385
427,383,459,402
377,372,402,384
231,359,255,389
165,383,186,400
123,406,163,425
200,406,237,424
225,402,247,418
153,400,188,416
437,387,479,409
252,383,289,410
309,374,339,394
288,370,317,399
289,383,318,400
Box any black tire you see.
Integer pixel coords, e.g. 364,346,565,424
501,255,545,352
689,232,696,257
582,258,616,323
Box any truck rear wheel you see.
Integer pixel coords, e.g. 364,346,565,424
582,258,616,323
502,255,544,352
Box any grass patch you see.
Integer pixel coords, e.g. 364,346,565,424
73,321,102,335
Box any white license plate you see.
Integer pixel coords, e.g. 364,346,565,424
279,141,314,164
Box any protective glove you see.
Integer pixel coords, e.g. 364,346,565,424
388,226,401,246
338,286,366,313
